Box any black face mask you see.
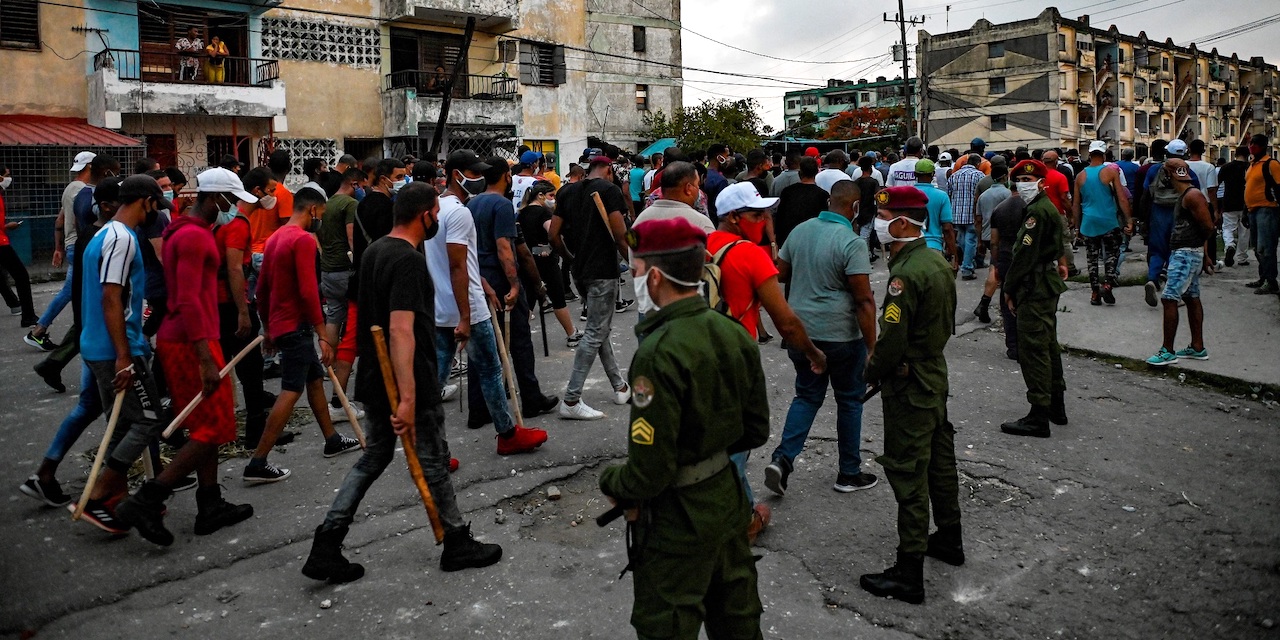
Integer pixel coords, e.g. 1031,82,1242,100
421,214,440,241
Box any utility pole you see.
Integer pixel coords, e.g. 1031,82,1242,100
885,0,924,137
429,16,476,158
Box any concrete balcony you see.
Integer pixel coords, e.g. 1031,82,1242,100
383,0,519,32
381,72,522,138
87,49,286,130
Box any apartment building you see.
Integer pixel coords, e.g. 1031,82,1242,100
782,77,912,132
919,7,1280,159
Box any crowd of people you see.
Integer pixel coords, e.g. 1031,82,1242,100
5,129,1278,638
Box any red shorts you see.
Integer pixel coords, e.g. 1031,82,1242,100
338,300,358,364
157,339,236,445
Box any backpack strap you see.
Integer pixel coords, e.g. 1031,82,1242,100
1262,158,1280,208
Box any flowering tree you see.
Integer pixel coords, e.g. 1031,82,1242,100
822,106,906,140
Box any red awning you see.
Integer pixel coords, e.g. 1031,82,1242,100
0,115,142,147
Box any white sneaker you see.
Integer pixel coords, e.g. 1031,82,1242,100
558,399,604,420
613,383,631,405
329,404,365,424
441,383,459,402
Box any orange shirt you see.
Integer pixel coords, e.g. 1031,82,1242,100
1244,155,1280,210
248,182,294,254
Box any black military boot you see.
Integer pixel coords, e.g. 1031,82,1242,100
973,295,992,323
1001,405,1052,438
115,480,174,546
1050,390,1068,426
925,524,965,566
440,524,503,572
860,552,925,604
193,485,254,535
302,525,365,583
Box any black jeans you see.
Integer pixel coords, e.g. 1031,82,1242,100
469,281,546,421
218,302,268,423
0,245,35,324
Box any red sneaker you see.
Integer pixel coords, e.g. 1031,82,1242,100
746,503,771,545
496,425,548,455
449,458,460,473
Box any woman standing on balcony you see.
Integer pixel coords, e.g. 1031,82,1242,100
176,27,203,81
205,35,229,84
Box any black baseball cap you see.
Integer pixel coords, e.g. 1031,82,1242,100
118,174,174,210
94,176,123,204
444,150,490,174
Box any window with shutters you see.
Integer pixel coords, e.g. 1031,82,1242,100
636,84,649,110
633,26,646,53
519,41,565,87
0,0,40,50
989,77,1005,94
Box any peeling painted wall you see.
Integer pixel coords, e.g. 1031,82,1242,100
90,69,287,122
278,60,383,139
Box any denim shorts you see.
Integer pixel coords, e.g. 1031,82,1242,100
276,330,324,393
1162,247,1203,301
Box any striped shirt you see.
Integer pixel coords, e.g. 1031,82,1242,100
947,165,984,225
80,221,149,361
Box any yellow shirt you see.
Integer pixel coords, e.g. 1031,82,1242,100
1244,155,1280,210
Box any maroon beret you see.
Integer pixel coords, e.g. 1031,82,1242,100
874,185,929,210
1010,159,1048,179
627,217,707,256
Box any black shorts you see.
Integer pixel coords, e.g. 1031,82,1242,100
275,329,324,393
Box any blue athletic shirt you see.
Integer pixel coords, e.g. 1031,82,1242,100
80,220,150,361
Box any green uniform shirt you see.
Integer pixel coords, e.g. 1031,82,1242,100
865,239,956,405
599,295,770,553
318,194,358,273
1005,193,1068,305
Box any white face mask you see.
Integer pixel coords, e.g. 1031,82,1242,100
391,178,407,193
162,190,174,202
0,177,11,190
1016,181,1041,204
258,194,278,210
874,216,924,246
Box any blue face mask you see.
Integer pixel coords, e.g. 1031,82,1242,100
353,186,366,202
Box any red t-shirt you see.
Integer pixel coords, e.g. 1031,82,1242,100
0,189,10,246
257,223,323,339
706,230,779,339
1042,168,1070,215
157,215,220,342
215,215,252,305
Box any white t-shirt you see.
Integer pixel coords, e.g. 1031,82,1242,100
643,169,657,191
511,174,539,209
1187,160,1219,194
425,195,491,328
886,156,927,187
848,166,884,186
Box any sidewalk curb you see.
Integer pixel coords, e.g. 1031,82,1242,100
1061,343,1280,402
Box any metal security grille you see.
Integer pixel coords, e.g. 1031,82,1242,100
387,125,518,162
0,0,40,50
256,137,338,187
262,17,380,68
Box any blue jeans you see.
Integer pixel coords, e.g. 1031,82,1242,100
956,223,978,274
770,340,868,476
44,363,103,462
435,319,513,434
564,279,625,403
1253,207,1279,282
320,404,464,535
1146,207,1173,282
37,245,75,329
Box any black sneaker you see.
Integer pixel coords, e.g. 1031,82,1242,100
323,434,361,458
833,472,878,493
19,475,71,507
579,307,587,322
243,461,291,484
33,361,66,393
764,459,791,497
114,481,174,546
194,485,254,535
70,498,128,534
1225,245,1236,267
23,331,56,352
566,331,583,348
440,524,503,572
1101,284,1116,305
615,298,635,314
171,475,198,492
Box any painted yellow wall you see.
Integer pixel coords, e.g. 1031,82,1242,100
280,0,376,17
0,0,88,117
278,61,383,139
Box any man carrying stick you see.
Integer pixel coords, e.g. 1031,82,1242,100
113,170,257,546
302,183,502,583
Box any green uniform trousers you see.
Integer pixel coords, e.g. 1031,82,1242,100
1015,295,1066,407
631,532,763,640
878,398,961,555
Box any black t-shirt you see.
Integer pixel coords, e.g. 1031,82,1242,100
519,204,552,248
989,194,1028,266
553,177,627,281
355,235,439,413
1218,160,1248,212
348,191,394,300
775,182,829,247
854,176,881,227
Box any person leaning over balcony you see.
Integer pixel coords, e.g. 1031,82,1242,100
205,35,229,84
176,27,203,81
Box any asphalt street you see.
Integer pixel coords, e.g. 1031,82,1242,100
1,257,1277,639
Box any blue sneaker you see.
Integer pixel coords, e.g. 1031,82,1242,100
1146,347,1178,366
1174,346,1209,360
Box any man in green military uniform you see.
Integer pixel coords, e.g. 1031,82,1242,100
859,186,963,605
1001,160,1070,438
599,217,769,639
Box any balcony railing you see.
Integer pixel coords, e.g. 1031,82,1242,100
93,49,279,87
382,71,517,101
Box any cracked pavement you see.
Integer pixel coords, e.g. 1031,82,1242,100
2,268,1278,639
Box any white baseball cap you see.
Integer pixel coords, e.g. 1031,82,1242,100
715,181,778,217
1088,140,1108,155
195,167,258,203
1166,139,1188,157
815,168,852,194
70,151,96,172
938,151,953,162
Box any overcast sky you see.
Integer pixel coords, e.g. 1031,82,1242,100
676,0,1280,131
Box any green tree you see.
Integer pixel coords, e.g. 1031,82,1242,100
790,110,821,139
640,98,764,154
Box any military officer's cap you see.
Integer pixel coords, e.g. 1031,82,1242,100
628,217,707,256
875,186,930,211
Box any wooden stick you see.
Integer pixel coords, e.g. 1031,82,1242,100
370,325,445,544
162,335,265,438
489,303,525,427
591,192,617,243
142,449,156,480
538,296,549,357
72,391,126,520
327,366,366,449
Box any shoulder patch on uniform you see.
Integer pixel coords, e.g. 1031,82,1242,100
1022,234,1033,246
883,303,902,324
888,277,905,296
875,191,890,205
630,418,655,445
1024,217,1037,229
631,376,654,409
